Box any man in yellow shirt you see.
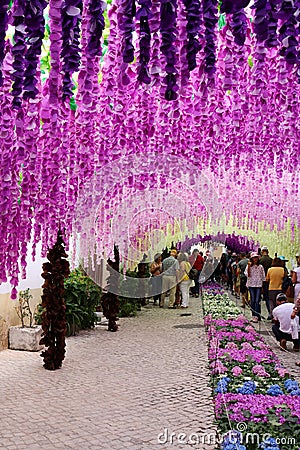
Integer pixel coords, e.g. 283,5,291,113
266,257,285,317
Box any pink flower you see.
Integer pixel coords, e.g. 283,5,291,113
232,366,243,376
276,367,290,377
252,364,270,377
211,360,228,374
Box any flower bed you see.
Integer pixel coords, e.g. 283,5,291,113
203,285,300,450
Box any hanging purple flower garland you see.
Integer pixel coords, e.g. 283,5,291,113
202,0,218,77
148,0,160,93
17,0,47,280
252,0,269,43
230,7,248,46
182,0,201,71
87,0,105,56
35,0,67,256
23,0,47,100
11,0,26,109
61,0,83,100
0,0,10,87
75,0,103,191
177,0,189,89
220,0,251,15
278,0,299,66
118,0,136,63
136,0,152,84
265,0,279,48
0,49,18,291
160,0,179,100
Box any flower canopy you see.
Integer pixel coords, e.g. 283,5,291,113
0,0,299,294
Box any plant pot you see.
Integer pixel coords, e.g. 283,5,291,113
9,325,43,351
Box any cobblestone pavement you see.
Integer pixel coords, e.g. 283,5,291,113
0,298,218,450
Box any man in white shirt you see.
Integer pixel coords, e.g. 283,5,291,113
272,293,300,351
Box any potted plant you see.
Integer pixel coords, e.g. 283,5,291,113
9,289,43,351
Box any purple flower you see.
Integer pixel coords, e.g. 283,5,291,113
0,0,10,87
23,0,48,100
160,0,179,100
61,0,83,99
232,366,243,376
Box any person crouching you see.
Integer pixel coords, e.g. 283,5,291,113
272,293,300,351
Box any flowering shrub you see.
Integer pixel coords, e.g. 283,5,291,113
203,287,300,449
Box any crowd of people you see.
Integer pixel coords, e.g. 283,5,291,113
149,246,300,359
149,248,216,309
219,247,300,362
219,247,300,321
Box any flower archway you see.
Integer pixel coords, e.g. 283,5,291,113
0,0,299,294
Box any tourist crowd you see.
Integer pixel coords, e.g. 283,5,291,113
149,248,216,309
149,246,300,363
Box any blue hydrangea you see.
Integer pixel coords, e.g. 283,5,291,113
222,431,246,450
284,379,299,393
289,388,300,396
215,377,231,393
222,443,246,450
267,384,283,396
259,436,280,449
237,380,256,394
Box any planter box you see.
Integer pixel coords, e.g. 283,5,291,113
9,325,43,352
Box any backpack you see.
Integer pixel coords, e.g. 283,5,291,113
188,268,198,280
282,276,293,293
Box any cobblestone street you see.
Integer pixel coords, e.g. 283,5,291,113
1,293,300,450
0,298,217,450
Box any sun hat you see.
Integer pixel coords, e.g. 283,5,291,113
278,256,289,262
296,253,300,257
170,249,177,256
276,292,287,302
261,246,268,251
250,252,259,258
154,253,161,261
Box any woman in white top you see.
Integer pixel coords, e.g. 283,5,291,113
292,263,300,304
246,252,265,323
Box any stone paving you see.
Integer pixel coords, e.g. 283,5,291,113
1,290,300,450
0,298,218,450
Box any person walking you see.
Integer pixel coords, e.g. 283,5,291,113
237,252,249,308
160,249,179,309
177,253,192,308
189,249,204,298
259,246,273,319
266,257,285,317
150,253,162,306
246,252,265,322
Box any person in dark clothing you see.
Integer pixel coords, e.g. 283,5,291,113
259,246,273,319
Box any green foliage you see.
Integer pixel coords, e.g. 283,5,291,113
218,13,226,29
69,96,77,111
218,412,300,450
15,289,34,328
118,297,139,317
63,268,102,336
